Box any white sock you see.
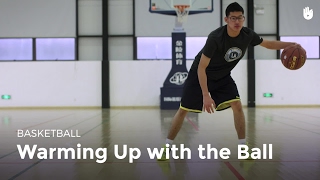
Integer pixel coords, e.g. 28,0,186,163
239,139,246,145
165,138,173,145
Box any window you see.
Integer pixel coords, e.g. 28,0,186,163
0,39,32,61
137,37,206,60
36,38,75,60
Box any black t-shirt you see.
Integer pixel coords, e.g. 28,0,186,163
190,25,263,80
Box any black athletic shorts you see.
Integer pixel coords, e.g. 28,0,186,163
180,70,240,112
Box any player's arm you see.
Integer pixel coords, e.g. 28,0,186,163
198,54,215,113
259,39,297,50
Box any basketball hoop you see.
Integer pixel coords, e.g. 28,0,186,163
174,5,190,23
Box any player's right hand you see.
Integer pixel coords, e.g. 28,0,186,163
203,95,216,114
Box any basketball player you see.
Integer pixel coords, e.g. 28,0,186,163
159,2,303,160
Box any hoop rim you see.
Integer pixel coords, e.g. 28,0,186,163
174,4,190,11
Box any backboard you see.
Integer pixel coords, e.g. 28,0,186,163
149,0,214,15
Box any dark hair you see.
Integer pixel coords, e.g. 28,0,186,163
225,2,244,16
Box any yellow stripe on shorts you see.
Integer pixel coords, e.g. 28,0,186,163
180,104,202,113
216,98,241,111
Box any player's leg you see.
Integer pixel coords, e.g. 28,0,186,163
167,108,188,140
230,100,253,159
158,108,189,161
210,76,253,159
210,75,245,143
167,69,203,142
158,70,203,161
208,76,253,160
230,100,245,140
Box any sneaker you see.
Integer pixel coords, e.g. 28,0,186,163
157,160,171,175
240,160,255,172
157,145,170,161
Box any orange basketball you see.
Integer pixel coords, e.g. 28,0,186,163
281,45,306,70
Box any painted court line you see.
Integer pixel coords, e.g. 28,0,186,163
224,161,245,180
17,114,74,130
8,160,43,180
255,113,320,136
0,151,17,160
186,116,199,131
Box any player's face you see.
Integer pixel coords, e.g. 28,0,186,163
225,12,245,32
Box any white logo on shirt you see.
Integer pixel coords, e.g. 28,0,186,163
224,47,242,62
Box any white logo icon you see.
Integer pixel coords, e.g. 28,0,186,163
224,47,242,62
303,7,313,20
169,72,188,85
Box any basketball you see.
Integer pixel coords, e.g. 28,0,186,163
281,45,307,70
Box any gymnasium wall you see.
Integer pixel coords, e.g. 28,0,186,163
1,59,319,107
0,0,76,38
255,60,320,106
0,61,101,107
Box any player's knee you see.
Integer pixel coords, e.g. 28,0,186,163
230,101,243,112
177,108,188,117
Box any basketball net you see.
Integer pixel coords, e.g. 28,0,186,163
174,5,190,23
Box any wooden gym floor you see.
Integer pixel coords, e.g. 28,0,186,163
0,107,319,180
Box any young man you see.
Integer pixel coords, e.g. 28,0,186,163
159,2,303,160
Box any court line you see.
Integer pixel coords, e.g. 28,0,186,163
255,112,320,136
224,161,245,180
8,111,120,180
258,110,320,127
186,116,199,131
8,160,43,180
0,151,17,160
17,114,74,130
290,111,320,119
62,113,103,130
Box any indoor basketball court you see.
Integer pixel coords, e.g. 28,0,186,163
0,0,320,179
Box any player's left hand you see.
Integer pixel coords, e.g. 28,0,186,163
203,95,216,114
